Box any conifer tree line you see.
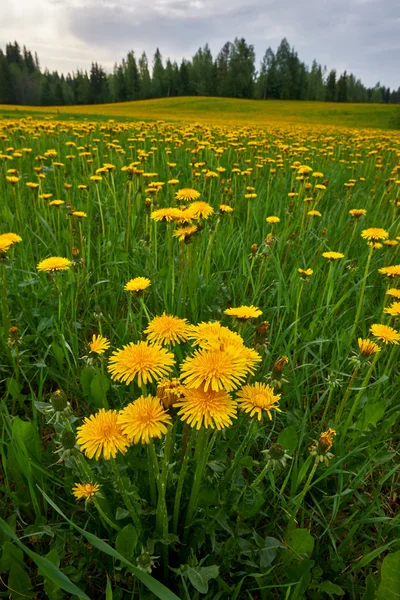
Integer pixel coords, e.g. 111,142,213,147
1,39,399,106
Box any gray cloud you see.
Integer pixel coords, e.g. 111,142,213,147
0,0,398,88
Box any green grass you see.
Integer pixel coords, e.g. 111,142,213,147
0,114,399,599
1,96,399,129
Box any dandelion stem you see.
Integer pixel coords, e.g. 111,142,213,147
250,460,271,489
111,459,141,532
172,428,195,534
335,365,359,424
349,245,373,340
183,427,209,538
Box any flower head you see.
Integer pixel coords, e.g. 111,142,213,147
108,341,175,386
89,334,110,354
187,321,244,349
151,208,183,222
224,305,262,320
0,233,22,246
144,313,189,346
266,216,280,224
386,288,400,299
361,228,389,242
379,265,400,278
72,482,100,501
384,301,400,317
236,382,281,421
298,268,313,277
318,428,336,452
370,323,400,345
173,225,198,242
187,201,214,220
175,386,237,430
357,338,381,357
180,344,261,392
124,277,151,293
37,257,72,272
349,209,366,218
156,378,184,408
76,409,130,460
117,395,172,444
175,188,200,202
72,211,87,218
322,251,344,261
0,238,12,254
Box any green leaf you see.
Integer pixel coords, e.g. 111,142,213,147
286,528,315,560
377,550,400,600
38,488,181,600
106,575,113,600
80,367,96,397
115,524,138,560
318,580,345,596
7,378,23,400
51,342,65,369
0,518,89,600
277,426,298,453
90,373,110,408
363,401,386,428
0,542,24,573
362,574,377,600
187,565,219,595
8,564,33,599
260,537,286,569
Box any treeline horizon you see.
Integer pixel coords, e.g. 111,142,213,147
0,39,399,107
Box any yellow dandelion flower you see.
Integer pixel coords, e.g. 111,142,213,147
236,382,281,421
108,341,175,386
187,201,214,219
173,225,198,241
48,200,65,207
156,378,184,408
298,268,313,277
266,216,280,224
0,238,12,254
384,302,400,317
370,323,400,345
386,288,400,299
37,257,72,272
144,313,189,346
379,265,400,278
308,210,322,217
361,228,389,242
175,386,237,430
349,209,366,218
89,334,110,354
72,482,100,500
151,208,183,222
384,240,398,247
219,204,234,213
26,182,39,189
175,188,200,202
322,251,345,261
187,321,244,349
124,277,151,292
117,395,172,444
0,233,22,246
318,428,336,451
224,305,262,320
357,338,381,357
180,345,260,392
76,409,130,460
72,211,87,218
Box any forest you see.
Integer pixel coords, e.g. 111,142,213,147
1,38,399,107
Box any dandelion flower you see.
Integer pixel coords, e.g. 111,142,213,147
357,338,381,357
349,209,366,218
224,305,262,320
72,482,100,500
144,313,189,346
124,277,151,292
379,265,400,278
219,204,234,213
0,233,22,246
187,321,244,349
384,302,400,317
72,211,87,218
370,323,400,345
173,225,198,241
386,288,400,299
322,251,344,261
0,238,12,254
89,334,110,354
76,409,130,460
236,383,281,421
180,344,260,392
318,428,336,451
151,208,183,222
308,210,322,217
49,200,65,207
37,257,72,272
175,387,237,430
108,341,174,386
156,378,184,408
298,268,313,277
187,201,214,219
266,216,280,224
117,395,172,444
175,188,200,202
361,228,389,242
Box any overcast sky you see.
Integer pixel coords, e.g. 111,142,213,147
0,0,399,89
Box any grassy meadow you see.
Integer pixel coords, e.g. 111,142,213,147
0,108,400,599
1,96,400,129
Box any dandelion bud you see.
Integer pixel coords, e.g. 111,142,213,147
273,356,288,375
156,378,184,409
50,389,68,412
72,246,80,257
61,430,76,450
251,243,258,255
317,428,336,454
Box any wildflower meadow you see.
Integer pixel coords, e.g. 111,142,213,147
0,113,399,599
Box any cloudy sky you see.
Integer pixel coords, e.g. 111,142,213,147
0,0,399,88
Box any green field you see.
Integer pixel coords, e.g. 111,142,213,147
1,96,400,129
